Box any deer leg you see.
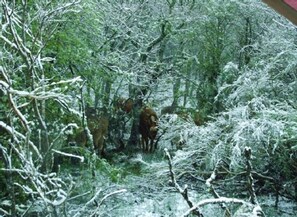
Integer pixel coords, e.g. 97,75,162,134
143,137,149,152
149,139,154,152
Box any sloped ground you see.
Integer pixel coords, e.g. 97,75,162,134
59,149,297,217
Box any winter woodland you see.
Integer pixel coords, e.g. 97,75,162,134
0,0,297,216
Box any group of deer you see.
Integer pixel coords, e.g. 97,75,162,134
70,98,158,158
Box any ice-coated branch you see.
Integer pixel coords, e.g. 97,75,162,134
182,197,248,217
40,0,82,23
1,0,33,66
206,160,231,216
0,143,73,212
52,149,84,163
0,67,30,131
0,0,84,214
0,121,41,160
72,188,127,217
244,147,258,205
0,207,9,216
80,80,94,149
164,148,203,217
50,123,79,148
90,189,127,217
0,75,82,101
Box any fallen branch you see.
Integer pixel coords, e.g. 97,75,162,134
182,197,249,217
206,160,231,216
90,189,127,217
164,148,203,216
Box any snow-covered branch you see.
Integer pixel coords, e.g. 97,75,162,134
164,148,203,216
244,147,258,205
182,197,248,217
206,160,231,216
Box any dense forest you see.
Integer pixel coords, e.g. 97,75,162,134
0,0,297,216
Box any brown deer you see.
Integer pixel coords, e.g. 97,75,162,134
139,107,158,152
114,97,134,113
85,107,109,157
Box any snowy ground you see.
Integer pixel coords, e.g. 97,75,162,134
61,152,297,217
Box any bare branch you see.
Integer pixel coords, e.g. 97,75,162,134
90,189,127,217
206,160,231,216
182,197,249,217
244,147,258,205
164,148,203,216
0,121,41,159
52,149,84,163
